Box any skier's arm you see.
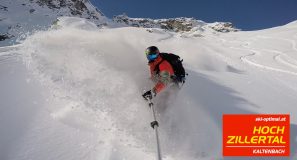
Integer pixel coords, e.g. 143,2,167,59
153,70,171,93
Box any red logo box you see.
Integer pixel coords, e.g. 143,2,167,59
223,114,290,156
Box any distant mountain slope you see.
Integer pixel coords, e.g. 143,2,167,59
0,0,109,46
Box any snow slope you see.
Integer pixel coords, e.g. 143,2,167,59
0,17,297,160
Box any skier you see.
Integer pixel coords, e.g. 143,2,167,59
142,46,185,100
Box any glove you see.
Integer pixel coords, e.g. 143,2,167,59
142,90,156,100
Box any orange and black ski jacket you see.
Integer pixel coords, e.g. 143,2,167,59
148,54,174,94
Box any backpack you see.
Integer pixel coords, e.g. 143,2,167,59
155,53,186,83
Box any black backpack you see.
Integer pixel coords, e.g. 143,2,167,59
155,53,186,83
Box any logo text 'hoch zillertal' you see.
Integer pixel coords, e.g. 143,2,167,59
227,126,286,144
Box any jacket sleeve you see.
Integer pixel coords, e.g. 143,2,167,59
153,66,171,94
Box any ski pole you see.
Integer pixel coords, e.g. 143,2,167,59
147,98,162,160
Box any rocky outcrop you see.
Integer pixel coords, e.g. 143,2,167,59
208,22,239,33
0,34,10,41
32,0,105,20
0,5,8,11
113,15,199,32
113,14,240,33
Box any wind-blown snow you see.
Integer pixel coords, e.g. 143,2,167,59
1,17,297,160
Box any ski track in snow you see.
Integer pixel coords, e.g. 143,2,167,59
274,53,297,70
241,53,297,76
240,48,297,76
226,35,297,76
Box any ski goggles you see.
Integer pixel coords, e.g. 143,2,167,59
146,53,158,61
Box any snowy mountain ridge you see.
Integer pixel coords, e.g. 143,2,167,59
113,14,240,33
0,0,109,46
33,0,107,23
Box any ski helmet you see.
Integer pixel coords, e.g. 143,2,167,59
145,46,160,61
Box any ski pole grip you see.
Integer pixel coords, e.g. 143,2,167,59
151,120,159,128
149,102,153,107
